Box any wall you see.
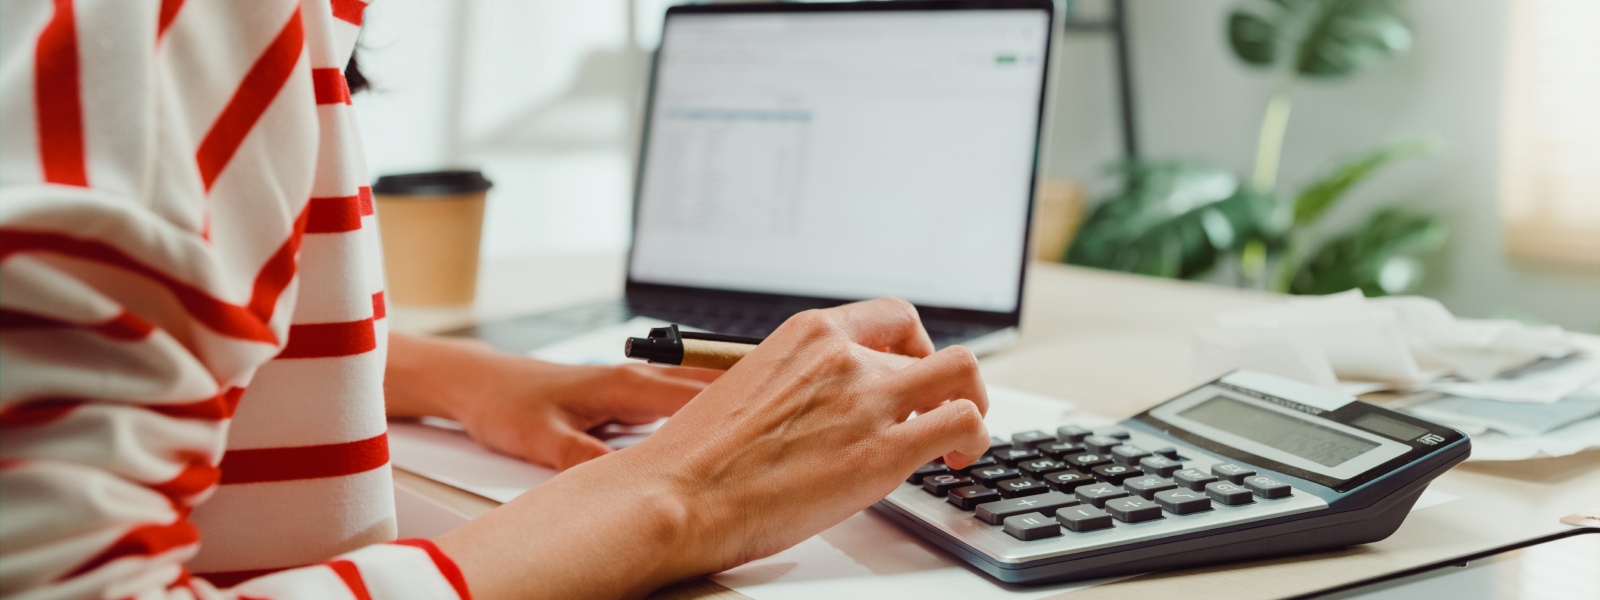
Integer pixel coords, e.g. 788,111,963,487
1043,0,1598,331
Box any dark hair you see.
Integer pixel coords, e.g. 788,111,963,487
345,51,369,94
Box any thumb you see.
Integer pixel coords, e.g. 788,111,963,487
550,426,613,471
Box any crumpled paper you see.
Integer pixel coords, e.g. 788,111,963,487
1197,290,1579,391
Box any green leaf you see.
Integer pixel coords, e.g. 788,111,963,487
1067,162,1278,279
1228,10,1280,67
1292,137,1435,228
1289,207,1446,296
1294,0,1412,78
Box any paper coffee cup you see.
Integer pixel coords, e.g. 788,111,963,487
372,170,493,306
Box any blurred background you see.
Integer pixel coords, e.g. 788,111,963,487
350,0,1598,332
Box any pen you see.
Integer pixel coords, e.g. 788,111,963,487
624,324,764,370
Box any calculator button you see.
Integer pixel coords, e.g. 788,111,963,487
1173,468,1219,491
954,455,999,474
1038,442,1088,460
1102,429,1132,440
1066,453,1113,469
1212,463,1257,484
908,462,953,484
1003,514,1063,541
1111,445,1152,465
1056,505,1114,532
1019,459,1070,478
1074,483,1130,508
946,485,1002,510
1243,475,1293,499
1105,497,1163,523
986,436,1014,455
971,467,1021,486
1043,470,1095,493
1152,447,1182,460
1011,430,1057,450
1056,425,1093,443
974,492,1081,525
995,478,1050,499
1138,455,1182,477
1123,475,1177,499
922,474,973,497
1091,464,1142,485
1082,435,1122,454
995,449,1042,468
1205,481,1255,506
1154,488,1211,515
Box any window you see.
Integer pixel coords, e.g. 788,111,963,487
1499,0,1600,266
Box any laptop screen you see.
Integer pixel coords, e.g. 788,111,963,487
629,6,1051,314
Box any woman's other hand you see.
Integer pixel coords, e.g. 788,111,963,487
385,333,718,471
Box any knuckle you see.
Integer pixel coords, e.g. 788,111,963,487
881,297,919,322
941,345,980,373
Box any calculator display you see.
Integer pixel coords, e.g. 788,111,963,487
1179,396,1380,468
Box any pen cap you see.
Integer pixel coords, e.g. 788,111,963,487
372,170,493,306
625,336,684,365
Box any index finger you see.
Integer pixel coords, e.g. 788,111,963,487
819,297,936,358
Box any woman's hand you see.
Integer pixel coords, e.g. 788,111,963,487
385,333,718,471
436,298,992,599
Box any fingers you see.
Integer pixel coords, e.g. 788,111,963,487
603,364,712,420
889,399,990,469
794,298,935,358
874,345,989,421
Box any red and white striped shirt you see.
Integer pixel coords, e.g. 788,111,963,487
1,2,469,600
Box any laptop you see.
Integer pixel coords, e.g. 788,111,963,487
450,0,1055,356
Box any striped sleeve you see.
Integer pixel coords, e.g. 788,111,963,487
1,2,465,600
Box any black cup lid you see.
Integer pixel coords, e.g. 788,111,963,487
372,170,492,196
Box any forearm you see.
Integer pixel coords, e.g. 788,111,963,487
434,449,708,600
385,332,499,420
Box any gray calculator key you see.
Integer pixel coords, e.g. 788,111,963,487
1043,470,1095,492
1154,488,1211,515
1173,468,1219,491
1152,447,1182,460
1003,514,1063,541
1091,464,1142,484
1139,455,1182,477
1102,429,1132,440
1019,458,1070,477
1243,475,1293,499
1205,481,1255,505
954,455,999,474
947,485,1002,510
1011,430,1058,450
922,474,973,496
1056,425,1093,443
1074,482,1130,507
1056,505,1114,532
987,436,1014,455
1123,475,1177,499
995,448,1042,468
971,466,1020,486
909,462,952,484
1212,463,1257,484
1082,435,1122,454
1066,452,1113,470
995,478,1050,499
974,491,1081,525
1038,442,1088,461
1110,445,1152,465
1105,497,1163,523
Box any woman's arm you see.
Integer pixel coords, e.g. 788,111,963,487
435,298,992,599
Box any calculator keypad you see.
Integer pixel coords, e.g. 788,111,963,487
882,422,1329,565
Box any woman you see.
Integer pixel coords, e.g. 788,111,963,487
0,1,990,599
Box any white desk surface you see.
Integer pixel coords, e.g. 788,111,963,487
392,254,1599,600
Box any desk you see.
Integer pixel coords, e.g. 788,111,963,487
393,255,1599,600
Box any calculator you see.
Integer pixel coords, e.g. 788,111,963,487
874,370,1471,584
